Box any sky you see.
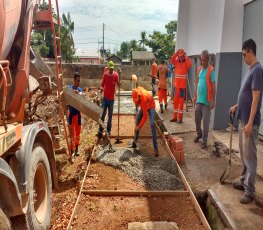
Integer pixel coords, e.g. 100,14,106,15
58,0,179,52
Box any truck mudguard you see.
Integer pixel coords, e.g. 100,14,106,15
15,121,57,193
0,158,23,217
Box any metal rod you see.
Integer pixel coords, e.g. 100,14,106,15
117,69,121,138
115,68,122,143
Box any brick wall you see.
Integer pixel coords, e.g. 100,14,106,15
48,63,153,90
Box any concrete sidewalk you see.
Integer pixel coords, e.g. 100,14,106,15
156,98,263,229
156,98,263,179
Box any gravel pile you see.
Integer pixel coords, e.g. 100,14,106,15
96,147,185,190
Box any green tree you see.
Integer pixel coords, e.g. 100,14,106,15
129,40,138,51
165,20,177,37
31,1,76,61
61,12,75,63
139,31,147,49
145,20,177,61
117,42,130,59
31,32,49,57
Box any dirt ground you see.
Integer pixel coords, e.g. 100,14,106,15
33,89,259,229
48,89,243,229
50,114,207,229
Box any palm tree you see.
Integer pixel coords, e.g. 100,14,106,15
129,40,138,51
61,12,75,62
139,31,147,49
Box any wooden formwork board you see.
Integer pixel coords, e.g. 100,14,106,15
81,190,189,196
110,135,161,139
155,122,211,230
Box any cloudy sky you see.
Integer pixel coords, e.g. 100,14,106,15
58,0,179,52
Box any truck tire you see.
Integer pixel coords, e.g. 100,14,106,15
0,208,11,230
26,144,52,230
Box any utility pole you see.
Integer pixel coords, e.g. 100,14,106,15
102,23,105,63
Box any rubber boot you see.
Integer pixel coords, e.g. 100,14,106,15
154,149,159,157
75,145,79,156
128,141,137,148
160,104,164,113
165,103,167,110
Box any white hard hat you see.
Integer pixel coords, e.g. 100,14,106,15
131,74,137,82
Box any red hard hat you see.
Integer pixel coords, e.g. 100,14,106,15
178,49,185,56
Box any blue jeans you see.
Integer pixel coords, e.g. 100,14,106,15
99,98,114,134
134,108,158,151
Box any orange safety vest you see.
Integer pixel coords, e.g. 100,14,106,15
170,54,192,88
196,65,214,103
157,64,168,89
151,62,158,77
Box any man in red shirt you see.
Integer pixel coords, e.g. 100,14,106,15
97,61,120,138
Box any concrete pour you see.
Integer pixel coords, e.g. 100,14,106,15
96,147,184,191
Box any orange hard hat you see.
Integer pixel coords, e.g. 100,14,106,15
178,49,185,56
132,88,141,103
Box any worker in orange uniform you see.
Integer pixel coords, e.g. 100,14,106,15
129,86,159,157
67,72,83,156
157,60,168,113
150,58,158,96
170,49,192,123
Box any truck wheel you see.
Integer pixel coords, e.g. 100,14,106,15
0,208,11,230
26,144,52,230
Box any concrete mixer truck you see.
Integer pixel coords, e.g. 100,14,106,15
0,0,64,229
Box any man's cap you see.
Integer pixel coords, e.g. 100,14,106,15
178,49,185,57
108,61,114,69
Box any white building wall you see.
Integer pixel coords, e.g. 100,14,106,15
220,0,244,52
177,0,244,55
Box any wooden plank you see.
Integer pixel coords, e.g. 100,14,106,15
62,87,102,123
110,135,161,139
155,122,211,230
81,190,189,196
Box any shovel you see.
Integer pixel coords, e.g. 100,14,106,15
220,113,234,184
115,68,123,144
